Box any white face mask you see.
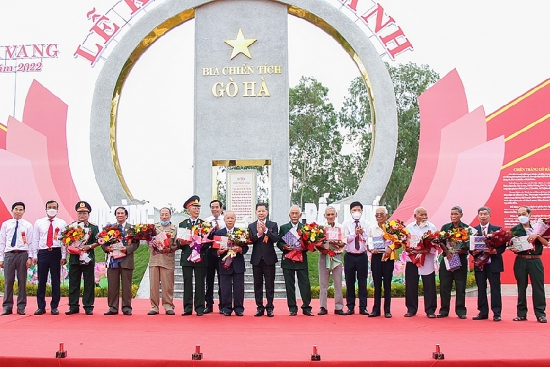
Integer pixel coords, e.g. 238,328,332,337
46,209,58,217
351,212,362,220
518,215,530,224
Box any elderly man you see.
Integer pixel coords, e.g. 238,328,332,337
368,206,401,318
437,205,470,319
277,205,313,316
316,206,345,315
148,207,178,315
472,206,503,322
0,202,33,316
343,201,370,315
509,205,547,323
404,207,438,318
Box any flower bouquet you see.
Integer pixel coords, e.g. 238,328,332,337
228,228,251,246
427,230,448,245
407,231,438,267
150,231,172,254
383,219,408,261
298,222,325,253
532,218,550,238
59,223,91,264
472,229,514,270
126,223,157,242
187,222,213,263
98,224,126,267
442,227,472,271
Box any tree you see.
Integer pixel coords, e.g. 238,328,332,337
289,76,348,207
339,62,440,211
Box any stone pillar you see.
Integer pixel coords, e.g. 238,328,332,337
194,0,289,222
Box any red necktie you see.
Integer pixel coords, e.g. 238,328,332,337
355,220,360,250
46,219,54,248
482,226,487,236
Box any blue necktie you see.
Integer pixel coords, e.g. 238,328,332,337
10,220,19,247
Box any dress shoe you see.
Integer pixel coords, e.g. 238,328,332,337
254,310,264,317
436,314,448,318
147,310,159,315
219,310,224,315
204,307,213,314
345,309,354,315
182,311,192,316
51,308,59,315
359,309,370,316
472,314,488,320
85,310,93,315
1,310,12,316
458,315,467,319
303,310,314,316
537,316,547,323
34,309,45,315
368,313,380,317
123,310,132,316
17,309,25,315
493,315,501,322
223,311,232,316
385,313,392,318
196,311,204,316
235,312,244,316
317,307,328,315
289,311,297,316
267,310,274,317
334,309,345,315
513,316,527,321
104,310,118,315
404,313,415,317
65,309,79,315
427,314,436,319
166,310,175,315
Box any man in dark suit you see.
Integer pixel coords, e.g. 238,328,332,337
437,205,470,319
213,210,248,316
103,207,138,316
472,206,503,322
178,196,210,316
277,205,313,316
248,202,278,317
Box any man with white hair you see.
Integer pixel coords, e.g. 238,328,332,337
404,207,438,318
277,205,313,316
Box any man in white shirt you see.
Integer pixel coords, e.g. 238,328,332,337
31,200,67,315
404,207,438,318
343,201,370,315
0,202,33,315
204,199,225,314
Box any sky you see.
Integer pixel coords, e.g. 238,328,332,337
1,0,549,212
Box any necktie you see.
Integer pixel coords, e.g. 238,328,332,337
10,220,19,247
482,226,487,236
354,220,360,251
46,219,54,248
214,218,219,230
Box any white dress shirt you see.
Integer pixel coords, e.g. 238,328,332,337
31,216,68,259
343,218,370,254
405,220,438,275
0,218,34,261
206,215,226,230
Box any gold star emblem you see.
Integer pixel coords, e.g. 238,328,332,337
225,28,257,60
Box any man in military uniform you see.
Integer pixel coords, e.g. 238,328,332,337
66,201,100,315
178,195,210,316
510,205,547,323
277,205,313,316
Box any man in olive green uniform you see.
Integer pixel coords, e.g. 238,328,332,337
437,205,470,319
178,196,210,316
66,201,100,315
510,206,547,323
277,205,313,316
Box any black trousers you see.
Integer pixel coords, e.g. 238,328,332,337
344,252,368,310
438,254,468,316
205,249,222,309
405,262,437,315
475,262,502,317
371,254,393,314
220,271,245,314
37,248,62,310
68,260,95,312
252,259,275,311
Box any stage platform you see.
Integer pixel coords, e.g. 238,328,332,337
1,296,549,366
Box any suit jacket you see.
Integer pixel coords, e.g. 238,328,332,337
213,228,249,274
277,222,308,270
102,223,139,269
472,223,503,272
248,220,278,266
178,218,210,267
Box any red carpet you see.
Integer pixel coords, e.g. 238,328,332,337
1,296,549,366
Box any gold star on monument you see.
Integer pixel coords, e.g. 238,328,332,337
225,28,257,60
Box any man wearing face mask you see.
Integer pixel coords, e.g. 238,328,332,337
343,201,370,315
204,200,225,314
510,206,548,323
404,207,438,318
31,200,67,315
